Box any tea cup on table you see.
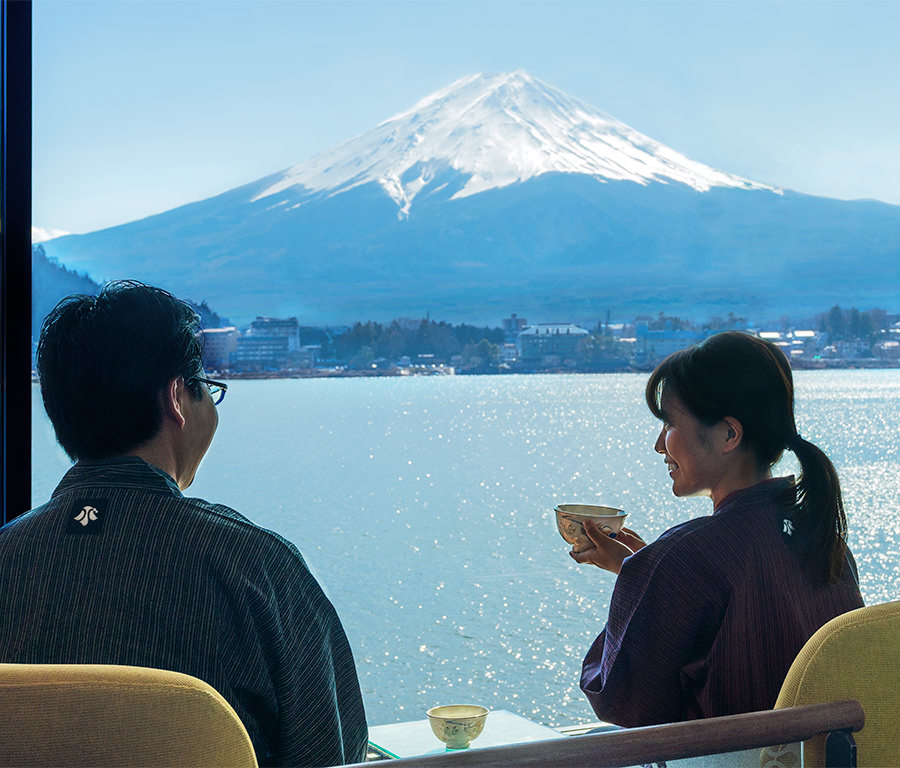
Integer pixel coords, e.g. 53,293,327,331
426,705,489,750
554,504,628,553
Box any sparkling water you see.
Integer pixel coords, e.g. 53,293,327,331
30,370,900,726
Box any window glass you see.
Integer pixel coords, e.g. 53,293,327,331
32,0,900,730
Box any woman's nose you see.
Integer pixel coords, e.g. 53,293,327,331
654,427,666,454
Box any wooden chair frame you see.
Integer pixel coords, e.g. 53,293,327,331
350,699,863,768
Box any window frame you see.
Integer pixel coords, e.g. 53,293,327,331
1,0,33,524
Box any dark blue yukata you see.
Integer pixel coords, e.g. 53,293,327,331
581,477,863,726
0,457,367,767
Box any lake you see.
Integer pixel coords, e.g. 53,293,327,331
31,370,900,727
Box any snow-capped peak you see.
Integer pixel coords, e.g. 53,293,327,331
253,71,777,216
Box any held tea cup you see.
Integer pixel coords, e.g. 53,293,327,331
555,504,627,552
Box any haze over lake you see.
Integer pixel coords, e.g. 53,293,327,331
32,371,900,726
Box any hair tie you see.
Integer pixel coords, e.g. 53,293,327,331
786,432,802,451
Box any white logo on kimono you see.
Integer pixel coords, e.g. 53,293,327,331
74,505,99,526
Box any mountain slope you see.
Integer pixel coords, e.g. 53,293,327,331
42,71,900,325
32,245,101,335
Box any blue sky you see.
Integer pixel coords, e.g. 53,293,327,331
33,0,900,235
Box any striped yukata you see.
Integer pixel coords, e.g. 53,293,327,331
0,457,367,767
581,477,863,726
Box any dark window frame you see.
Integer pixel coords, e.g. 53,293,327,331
1,0,33,524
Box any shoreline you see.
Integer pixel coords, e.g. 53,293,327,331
204,359,900,380
30,360,900,384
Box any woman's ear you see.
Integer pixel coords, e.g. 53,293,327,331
721,416,744,453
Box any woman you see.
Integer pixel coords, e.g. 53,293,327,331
576,331,863,726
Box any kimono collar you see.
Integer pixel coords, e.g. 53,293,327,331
52,456,183,499
713,475,794,515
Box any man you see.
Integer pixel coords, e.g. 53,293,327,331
0,281,367,767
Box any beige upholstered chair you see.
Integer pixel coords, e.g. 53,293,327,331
0,663,258,767
775,599,900,767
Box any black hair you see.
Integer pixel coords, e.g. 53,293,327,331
645,331,848,586
37,280,204,460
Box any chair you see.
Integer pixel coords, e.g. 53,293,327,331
775,600,900,767
0,663,258,767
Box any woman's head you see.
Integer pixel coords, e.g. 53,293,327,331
646,331,797,472
646,331,848,586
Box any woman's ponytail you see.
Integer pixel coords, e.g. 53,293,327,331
786,435,848,586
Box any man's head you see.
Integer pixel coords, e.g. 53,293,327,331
37,280,206,461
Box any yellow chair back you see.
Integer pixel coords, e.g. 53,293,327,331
775,600,900,767
0,663,258,767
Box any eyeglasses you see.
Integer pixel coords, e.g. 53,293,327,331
187,376,228,406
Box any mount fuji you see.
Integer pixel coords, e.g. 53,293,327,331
42,71,900,325
253,71,776,216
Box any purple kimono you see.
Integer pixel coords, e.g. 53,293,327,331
581,477,863,726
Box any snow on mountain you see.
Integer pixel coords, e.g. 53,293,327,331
32,225,71,243
253,70,778,217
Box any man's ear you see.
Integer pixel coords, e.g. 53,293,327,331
161,377,187,429
721,416,744,453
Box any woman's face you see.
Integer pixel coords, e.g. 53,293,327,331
654,392,722,500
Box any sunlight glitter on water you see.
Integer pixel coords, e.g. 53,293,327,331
31,370,900,726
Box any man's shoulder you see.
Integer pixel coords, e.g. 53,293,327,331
0,505,45,537
180,497,334,613
177,494,307,567
3,485,306,573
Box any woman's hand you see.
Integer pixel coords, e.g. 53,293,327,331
569,521,647,574
613,527,647,552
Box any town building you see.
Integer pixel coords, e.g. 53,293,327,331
633,321,704,366
828,338,874,360
199,327,238,371
232,317,303,370
518,323,589,367
502,313,528,339
759,329,823,361
874,339,900,360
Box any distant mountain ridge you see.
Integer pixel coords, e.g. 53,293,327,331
42,71,900,325
32,245,224,337
32,245,101,335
